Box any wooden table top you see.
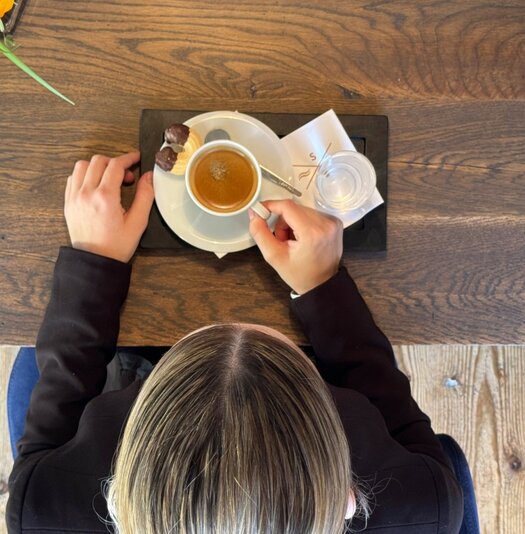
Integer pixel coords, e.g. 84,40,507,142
1,0,524,345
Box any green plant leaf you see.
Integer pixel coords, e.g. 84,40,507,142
0,41,75,105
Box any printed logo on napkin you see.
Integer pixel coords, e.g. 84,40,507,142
280,109,384,227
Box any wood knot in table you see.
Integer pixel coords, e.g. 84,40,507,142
508,455,522,472
336,84,362,99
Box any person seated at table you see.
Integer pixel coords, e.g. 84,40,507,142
7,152,463,533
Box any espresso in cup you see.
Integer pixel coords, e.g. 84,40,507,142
186,140,270,220
189,148,257,213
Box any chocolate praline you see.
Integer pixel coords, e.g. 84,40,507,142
164,123,190,145
155,146,178,171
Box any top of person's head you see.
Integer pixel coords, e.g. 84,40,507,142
106,324,354,534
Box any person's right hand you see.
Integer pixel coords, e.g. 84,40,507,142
249,200,343,295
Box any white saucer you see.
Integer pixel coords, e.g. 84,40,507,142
153,111,294,254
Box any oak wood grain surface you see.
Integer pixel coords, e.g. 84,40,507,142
0,0,524,345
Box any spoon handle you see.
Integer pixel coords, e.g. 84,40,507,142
260,165,302,197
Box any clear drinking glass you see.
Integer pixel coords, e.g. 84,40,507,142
314,151,376,213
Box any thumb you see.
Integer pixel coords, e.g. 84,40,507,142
249,210,285,264
126,171,155,232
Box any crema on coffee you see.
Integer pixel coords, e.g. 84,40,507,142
189,148,258,213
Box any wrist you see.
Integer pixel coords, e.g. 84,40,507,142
291,266,340,295
71,243,130,264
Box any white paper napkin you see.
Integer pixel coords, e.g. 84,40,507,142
280,109,384,227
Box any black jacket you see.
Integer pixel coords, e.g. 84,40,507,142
7,247,463,533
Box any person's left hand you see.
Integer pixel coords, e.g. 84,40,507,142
64,151,155,263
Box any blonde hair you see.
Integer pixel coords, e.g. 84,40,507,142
106,324,363,534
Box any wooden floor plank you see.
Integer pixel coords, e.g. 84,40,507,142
395,345,525,534
0,347,18,533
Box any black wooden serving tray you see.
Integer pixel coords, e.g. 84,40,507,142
139,111,388,251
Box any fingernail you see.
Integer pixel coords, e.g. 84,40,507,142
146,172,153,184
248,208,254,220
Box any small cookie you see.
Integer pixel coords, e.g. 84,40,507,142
170,129,202,175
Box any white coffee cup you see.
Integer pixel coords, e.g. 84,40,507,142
185,140,270,219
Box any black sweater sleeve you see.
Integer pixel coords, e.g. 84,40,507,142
291,267,454,469
16,247,131,456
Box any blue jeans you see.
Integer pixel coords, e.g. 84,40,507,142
7,348,480,534
437,434,480,534
7,347,39,458
6,346,166,458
